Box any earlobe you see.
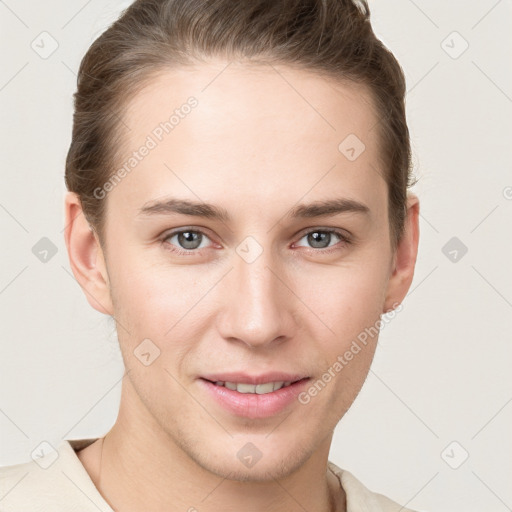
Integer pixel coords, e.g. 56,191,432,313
63,191,114,316
382,192,420,314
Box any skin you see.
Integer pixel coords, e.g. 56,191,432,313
64,59,419,512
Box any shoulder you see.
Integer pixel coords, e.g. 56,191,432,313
0,439,112,512
328,460,422,512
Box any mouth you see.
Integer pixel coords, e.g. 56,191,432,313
201,378,307,395
198,376,311,419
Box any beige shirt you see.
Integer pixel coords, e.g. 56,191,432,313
0,439,418,511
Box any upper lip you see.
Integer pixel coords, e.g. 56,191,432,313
200,372,310,385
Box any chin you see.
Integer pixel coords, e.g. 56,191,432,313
195,439,311,482
208,461,299,483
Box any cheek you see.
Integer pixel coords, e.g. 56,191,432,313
108,261,198,408
300,261,387,339
300,270,384,412
109,257,218,342
297,261,386,399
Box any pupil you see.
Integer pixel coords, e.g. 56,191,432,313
309,231,330,248
179,231,201,249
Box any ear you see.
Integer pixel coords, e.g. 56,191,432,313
383,192,420,314
63,191,114,315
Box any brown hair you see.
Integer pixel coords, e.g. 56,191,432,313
65,0,418,251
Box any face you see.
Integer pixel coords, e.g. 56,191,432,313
69,60,414,481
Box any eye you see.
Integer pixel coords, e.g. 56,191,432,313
161,228,213,255
160,227,352,256
294,228,352,253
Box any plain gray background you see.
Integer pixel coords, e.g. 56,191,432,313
1,1,511,511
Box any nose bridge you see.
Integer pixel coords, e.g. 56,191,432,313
220,236,293,348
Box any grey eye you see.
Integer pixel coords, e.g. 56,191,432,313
165,230,210,251
296,230,343,249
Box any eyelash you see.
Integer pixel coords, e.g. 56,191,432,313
160,227,352,256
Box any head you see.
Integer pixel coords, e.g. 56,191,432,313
64,0,419,481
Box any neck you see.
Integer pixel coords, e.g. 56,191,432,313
88,379,346,512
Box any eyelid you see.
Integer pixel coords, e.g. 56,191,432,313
295,225,352,241
160,226,353,255
292,227,353,253
161,226,351,241
160,226,216,250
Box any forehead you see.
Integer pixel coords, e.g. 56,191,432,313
108,60,386,223
123,60,379,146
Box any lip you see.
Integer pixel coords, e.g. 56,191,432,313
200,372,309,385
198,377,311,419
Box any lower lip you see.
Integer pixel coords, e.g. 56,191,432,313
198,378,310,419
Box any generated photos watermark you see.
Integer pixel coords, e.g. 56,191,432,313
298,301,403,405
93,96,199,200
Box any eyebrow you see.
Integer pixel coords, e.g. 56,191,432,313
137,197,370,222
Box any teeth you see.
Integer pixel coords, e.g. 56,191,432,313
233,383,253,393
275,381,286,390
214,380,293,394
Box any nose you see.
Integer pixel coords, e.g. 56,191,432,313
216,242,297,350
